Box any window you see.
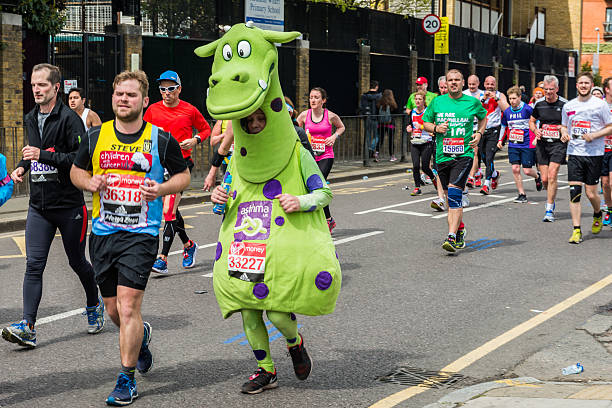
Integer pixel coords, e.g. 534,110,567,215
606,8,612,32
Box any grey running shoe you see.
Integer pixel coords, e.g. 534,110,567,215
2,320,36,348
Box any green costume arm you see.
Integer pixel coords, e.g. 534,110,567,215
296,147,332,211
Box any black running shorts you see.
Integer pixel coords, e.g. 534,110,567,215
601,151,612,177
437,156,473,190
536,140,567,166
567,155,603,186
89,231,158,297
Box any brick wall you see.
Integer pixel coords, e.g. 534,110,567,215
358,45,371,97
118,24,142,71
581,0,612,79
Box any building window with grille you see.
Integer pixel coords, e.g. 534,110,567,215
606,8,612,34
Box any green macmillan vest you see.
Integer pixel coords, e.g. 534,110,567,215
213,142,341,319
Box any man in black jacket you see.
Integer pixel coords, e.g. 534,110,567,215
360,80,382,162
2,63,104,349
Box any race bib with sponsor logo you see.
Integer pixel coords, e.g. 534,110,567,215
234,201,272,241
509,129,524,143
30,160,58,183
571,120,591,139
310,136,326,154
541,124,560,139
100,173,147,227
443,138,465,154
605,135,612,150
227,241,266,282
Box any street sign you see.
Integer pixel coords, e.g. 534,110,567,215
245,0,284,32
434,17,449,55
568,56,575,78
422,14,441,35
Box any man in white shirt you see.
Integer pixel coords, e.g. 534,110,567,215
68,87,101,131
561,72,612,243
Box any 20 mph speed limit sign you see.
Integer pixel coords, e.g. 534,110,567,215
422,14,441,35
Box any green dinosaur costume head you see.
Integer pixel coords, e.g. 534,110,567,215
195,23,301,183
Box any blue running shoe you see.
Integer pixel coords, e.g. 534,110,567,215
85,295,105,334
543,210,555,223
151,257,168,274
137,322,153,374
2,320,36,348
106,373,138,406
603,211,611,226
182,241,198,269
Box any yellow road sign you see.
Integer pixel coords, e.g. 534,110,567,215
434,17,449,55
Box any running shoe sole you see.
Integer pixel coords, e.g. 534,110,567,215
1,328,36,348
242,381,279,395
442,241,457,253
106,394,138,406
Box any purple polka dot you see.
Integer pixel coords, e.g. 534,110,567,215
215,242,222,261
270,97,283,112
305,205,316,212
275,216,285,226
263,179,282,199
335,251,339,260
306,174,324,192
232,190,237,199
253,283,269,299
287,337,297,344
290,312,296,321
315,271,333,290
240,147,247,156
253,349,267,360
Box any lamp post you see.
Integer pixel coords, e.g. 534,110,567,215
594,27,600,74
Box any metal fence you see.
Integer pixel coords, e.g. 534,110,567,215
1,114,412,197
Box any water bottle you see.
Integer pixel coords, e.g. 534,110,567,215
213,172,232,215
562,363,583,375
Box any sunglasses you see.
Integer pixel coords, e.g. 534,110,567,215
159,85,179,93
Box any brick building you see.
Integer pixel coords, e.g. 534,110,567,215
581,0,612,79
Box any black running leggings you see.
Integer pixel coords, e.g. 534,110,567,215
161,208,189,256
479,127,500,180
23,205,98,324
317,158,334,219
411,142,435,187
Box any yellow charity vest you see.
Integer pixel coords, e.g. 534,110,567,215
91,121,164,236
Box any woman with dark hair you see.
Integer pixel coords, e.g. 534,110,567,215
297,87,345,233
377,89,399,162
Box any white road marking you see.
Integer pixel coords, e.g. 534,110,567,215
432,197,517,219
355,197,435,214
468,193,506,198
332,230,384,245
558,185,570,190
36,308,85,326
530,309,544,313
383,210,432,217
168,242,217,256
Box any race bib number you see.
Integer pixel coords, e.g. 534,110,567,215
443,138,465,154
310,136,327,154
30,160,58,183
100,173,146,227
605,135,612,150
571,120,591,139
509,129,524,143
228,241,266,282
541,124,560,139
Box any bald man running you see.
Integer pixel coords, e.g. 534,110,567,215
463,75,484,188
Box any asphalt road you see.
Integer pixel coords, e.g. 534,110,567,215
1,163,611,408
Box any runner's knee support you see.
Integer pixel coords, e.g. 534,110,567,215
448,187,463,209
570,185,582,203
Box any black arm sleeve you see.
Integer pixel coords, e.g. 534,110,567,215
159,131,188,175
73,131,93,171
39,110,85,170
531,104,540,120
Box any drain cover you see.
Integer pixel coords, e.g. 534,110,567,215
376,366,468,389
596,301,612,315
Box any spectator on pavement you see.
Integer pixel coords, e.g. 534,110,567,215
377,89,399,162
359,80,382,159
405,77,437,111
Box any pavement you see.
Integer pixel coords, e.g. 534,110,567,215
423,313,612,407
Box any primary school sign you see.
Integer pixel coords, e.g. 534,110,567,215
245,0,285,32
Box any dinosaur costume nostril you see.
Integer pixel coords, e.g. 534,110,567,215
232,75,240,82
211,79,219,86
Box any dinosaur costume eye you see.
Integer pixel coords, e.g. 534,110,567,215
237,40,251,58
222,44,232,61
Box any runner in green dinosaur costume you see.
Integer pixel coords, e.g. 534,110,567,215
195,22,342,394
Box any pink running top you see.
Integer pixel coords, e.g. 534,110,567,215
305,109,334,161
